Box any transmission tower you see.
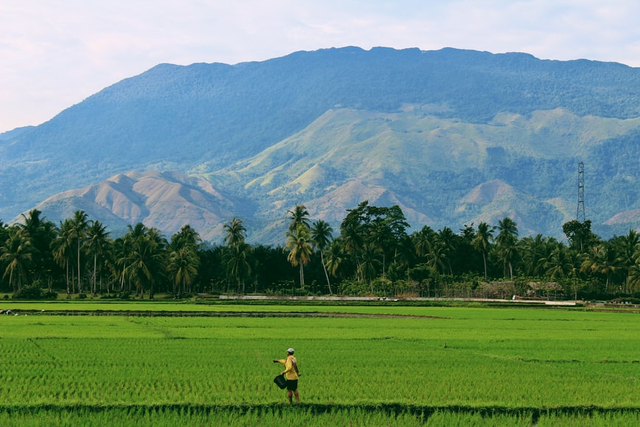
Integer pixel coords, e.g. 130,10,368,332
577,162,585,222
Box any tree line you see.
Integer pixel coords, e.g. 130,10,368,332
0,202,638,300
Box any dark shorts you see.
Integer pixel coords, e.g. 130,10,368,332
286,379,298,391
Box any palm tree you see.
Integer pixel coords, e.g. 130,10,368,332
127,223,148,240
358,243,382,292
311,219,333,294
0,228,35,291
223,242,252,293
628,256,640,294
436,227,456,275
0,221,8,245
51,219,75,294
394,235,416,270
112,236,131,293
413,226,436,259
19,209,58,290
325,239,346,280
545,243,576,281
223,218,250,293
581,243,620,293
126,229,166,299
426,240,448,275
86,220,111,295
19,209,44,235
70,211,89,293
285,223,314,288
171,224,202,250
520,234,557,277
288,205,311,233
168,246,200,296
146,227,167,249
115,223,148,293
496,217,519,279
613,230,639,293
471,222,494,280
168,226,202,295
341,221,364,274
223,218,247,248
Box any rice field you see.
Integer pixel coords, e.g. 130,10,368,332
0,303,639,425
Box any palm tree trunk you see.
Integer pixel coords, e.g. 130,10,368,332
299,264,305,289
482,252,488,280
120,263,127,292
77,241,82,293
320,251,332,295
93,254,97,296
382,253,386,278
626,274,631,294
65,260,70,295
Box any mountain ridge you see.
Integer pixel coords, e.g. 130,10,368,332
2,46,640,242
31,171,241,241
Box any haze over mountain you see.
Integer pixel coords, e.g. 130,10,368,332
1,47,640,243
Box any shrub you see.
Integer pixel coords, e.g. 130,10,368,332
338,280,370,296
12,286,57,300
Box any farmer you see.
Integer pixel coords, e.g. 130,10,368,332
273,347,300,403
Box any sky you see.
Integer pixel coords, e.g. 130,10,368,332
1,0,640,133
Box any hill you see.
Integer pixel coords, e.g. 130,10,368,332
30,171,246,241
2,47,640,242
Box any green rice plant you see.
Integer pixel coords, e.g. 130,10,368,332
9,406,639,426
536,410,640,426
0,304,639,424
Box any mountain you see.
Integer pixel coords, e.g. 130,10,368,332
3,47,640,242
203,107,640,241
0,126,34,141
31,171,245,241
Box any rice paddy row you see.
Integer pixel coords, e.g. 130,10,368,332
1,303,639,424
1,404,640,426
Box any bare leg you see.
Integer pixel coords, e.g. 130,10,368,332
293,390,300,402
287,390,293,403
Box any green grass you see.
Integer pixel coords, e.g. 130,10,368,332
0,303,639,424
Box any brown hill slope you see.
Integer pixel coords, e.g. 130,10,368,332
32,171,240,241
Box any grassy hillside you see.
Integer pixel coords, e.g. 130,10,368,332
3,47,640,241
205,108,640,241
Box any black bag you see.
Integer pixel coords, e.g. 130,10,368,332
274,374,287,389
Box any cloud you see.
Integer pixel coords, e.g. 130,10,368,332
1,0,640,132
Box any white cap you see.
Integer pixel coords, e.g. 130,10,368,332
287,348,295,353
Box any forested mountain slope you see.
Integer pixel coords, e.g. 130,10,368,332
2,47,640,242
